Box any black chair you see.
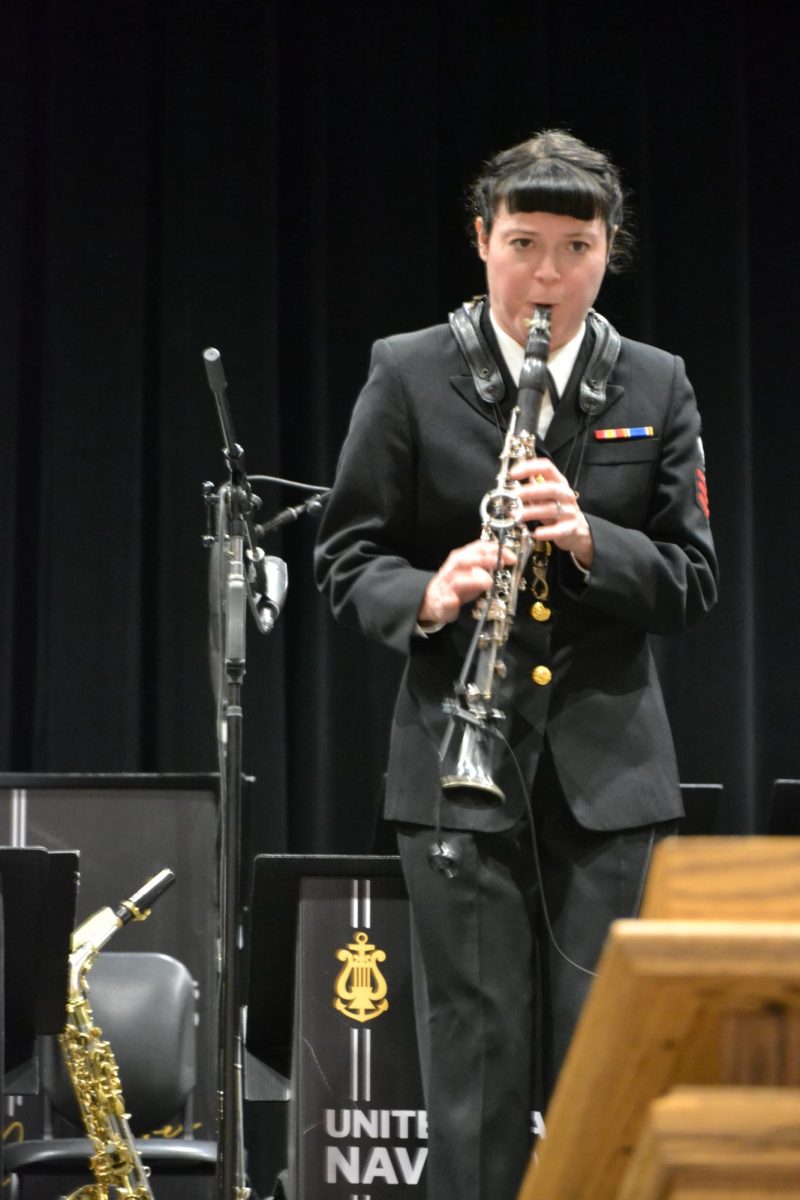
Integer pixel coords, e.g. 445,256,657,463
4,952,218,1197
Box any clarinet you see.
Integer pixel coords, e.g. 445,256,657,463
439,305,552,806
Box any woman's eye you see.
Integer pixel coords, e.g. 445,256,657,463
511,238,533,250
569,241,590,254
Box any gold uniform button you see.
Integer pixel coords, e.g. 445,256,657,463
532,665,552,686
530,601,551,622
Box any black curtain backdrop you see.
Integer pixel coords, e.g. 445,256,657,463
3,0,799,858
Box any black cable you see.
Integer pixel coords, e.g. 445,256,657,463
500,731,598,980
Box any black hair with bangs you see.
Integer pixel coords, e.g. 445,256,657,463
467,129,633,272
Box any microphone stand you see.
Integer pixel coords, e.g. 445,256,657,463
201,348,285,1200
201,349,329,1200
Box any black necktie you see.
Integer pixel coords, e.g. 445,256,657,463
546,369,560,410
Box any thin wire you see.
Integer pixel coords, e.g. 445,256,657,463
424,674,601,979
249,473,330,493
500,732,659,978
500,730,599,980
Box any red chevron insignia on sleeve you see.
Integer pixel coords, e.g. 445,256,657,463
695,467,710,519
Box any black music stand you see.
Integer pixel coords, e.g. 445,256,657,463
245,854,403,1077
245,854,426,1200
769,779,800,834
0,847,79,1179
679,782,724,835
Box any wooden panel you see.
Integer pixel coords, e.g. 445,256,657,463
640,837,800,920
517,920,800,1200
618,1087,800,1199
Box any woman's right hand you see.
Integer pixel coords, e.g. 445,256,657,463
418,539,515,626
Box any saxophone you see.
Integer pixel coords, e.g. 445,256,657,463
58,869,175,1200
439,305,552,806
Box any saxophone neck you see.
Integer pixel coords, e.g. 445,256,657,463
69,869,176,973
70,906,123,959
67,908,121,1000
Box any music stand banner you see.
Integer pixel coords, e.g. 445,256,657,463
288,870,426,1199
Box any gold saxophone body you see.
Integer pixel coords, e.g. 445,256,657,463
439,305,553,806
58,870,175,1200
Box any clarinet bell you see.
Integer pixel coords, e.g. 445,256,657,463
440,719,506,807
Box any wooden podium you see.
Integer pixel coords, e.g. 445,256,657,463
517,838,800,1200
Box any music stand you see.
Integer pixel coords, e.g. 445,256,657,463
245,854,426,1200
245,853,403,1077
678,782,723,835
0,847,79,1179
769,779,800,834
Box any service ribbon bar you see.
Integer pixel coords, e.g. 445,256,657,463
594,426,655,441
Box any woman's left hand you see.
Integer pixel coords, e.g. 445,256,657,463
508,457,594,570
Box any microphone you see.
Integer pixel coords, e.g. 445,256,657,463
255,492,329,538
248,552,288,633
203,346,227,395
202,346,243,461
261,554,288,622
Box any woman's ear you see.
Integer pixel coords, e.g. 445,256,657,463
475,216,489,262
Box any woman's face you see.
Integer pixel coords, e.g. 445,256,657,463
476,204,609,351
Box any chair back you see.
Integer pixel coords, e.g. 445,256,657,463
41,951,198,1135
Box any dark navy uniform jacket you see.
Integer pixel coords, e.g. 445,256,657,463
315,309,718,835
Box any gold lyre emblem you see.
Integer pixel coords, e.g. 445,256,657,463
334,930,389,1023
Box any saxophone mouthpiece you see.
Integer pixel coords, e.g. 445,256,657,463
116,868,176,925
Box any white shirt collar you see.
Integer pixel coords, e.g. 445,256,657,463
488,308,586,395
